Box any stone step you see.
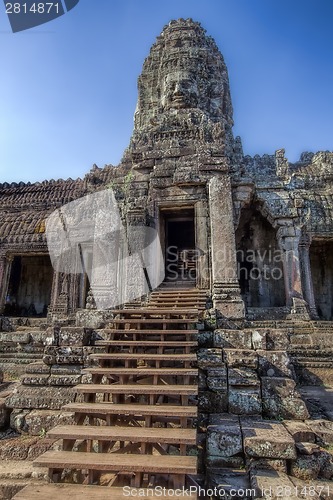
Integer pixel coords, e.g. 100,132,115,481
34,450,197,475
47,425,197,444
90,353,197,362
63,402,197,419
241,418,297,459
0,353,44,359
14,484,198,499
83,367,198,377
75,384,197,396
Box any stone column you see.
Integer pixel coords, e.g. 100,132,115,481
208,175,244,318
195,200,210,289
0,254,12,314
277,225,309,318
0,253,7,313
299,235,319,319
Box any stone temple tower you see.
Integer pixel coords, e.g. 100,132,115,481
127,18,235,157
118,18,245,318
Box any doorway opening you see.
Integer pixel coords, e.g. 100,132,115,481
160,207,196,285
310,240,333,320
4,255,53,316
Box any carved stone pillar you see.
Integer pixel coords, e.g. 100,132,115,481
195,200,210,289
0,253,7,313
208,175,244,318
0,253,12,314
277,225,309,318
299,235,319,319
277,226,302,305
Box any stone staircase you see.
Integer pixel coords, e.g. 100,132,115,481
15,302,201,498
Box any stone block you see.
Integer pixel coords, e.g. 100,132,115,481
290,455,321,480
25,409,75,436
251,329,267,350
43,327,57,346
6,386,76,410
0,436,38,460
262,377,309,420
50,364,82,375
214,329,252,349
43,346,84,365
247,457,287,473
198,369,207,390
48,374,81,386
25,363,50,375
306,419,333,445
206,367,227,391
0,398,10,429
58,327,91,346
27,438,58,460
258,350,294,378
207,419,242,457
242,418,297,459
197,331,213,347
228,367,260,387
224,349,258,369
197,348,223,369
206,455,244,468
206,469,251,496
29,330,46,345
198,390,228,413
295,442,321,455
10,409,30,433
250,470,299,499
20,374,50,386
76,310,114,329
266,329,289,350
228,387,262,415
283,420,316,443
0,332,30,344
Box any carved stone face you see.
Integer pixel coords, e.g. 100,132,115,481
161,71,199,110
208,81,224,117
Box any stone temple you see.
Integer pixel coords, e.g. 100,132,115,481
0,18,333,499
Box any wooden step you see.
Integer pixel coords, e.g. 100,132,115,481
47,425,197,444
13,484,197,499
99,329,197,335
90,353,197,362
111,309,198,315
34,450,197,474
95,340,197,347
109,319,196,324
83,367,198,376
75,384,197,396
63,402,197,418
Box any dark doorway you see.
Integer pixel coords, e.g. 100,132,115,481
236,208,285,308
161,208,196,284
5,255,53,316
310,240,333,320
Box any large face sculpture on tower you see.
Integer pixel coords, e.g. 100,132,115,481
161,71,199,110
132,19,234,140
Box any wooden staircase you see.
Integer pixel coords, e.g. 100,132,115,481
15,295,201,499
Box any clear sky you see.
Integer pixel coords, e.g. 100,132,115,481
1,0,332,183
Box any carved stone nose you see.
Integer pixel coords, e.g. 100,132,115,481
174,83,183,95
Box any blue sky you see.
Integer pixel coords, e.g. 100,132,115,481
1,0,332,182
